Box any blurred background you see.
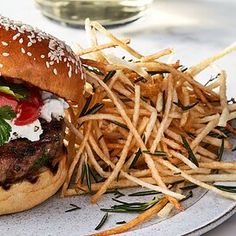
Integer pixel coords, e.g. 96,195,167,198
0,1,236,235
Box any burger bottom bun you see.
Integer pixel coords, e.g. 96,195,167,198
0,154,67,215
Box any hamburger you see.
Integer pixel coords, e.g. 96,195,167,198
0,15,84,215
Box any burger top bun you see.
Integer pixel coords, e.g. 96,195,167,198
0,15,84,103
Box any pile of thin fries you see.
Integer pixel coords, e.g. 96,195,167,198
62,19,236,235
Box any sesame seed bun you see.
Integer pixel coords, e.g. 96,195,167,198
0,15,85,103
0,16,82,215
0,154,67,215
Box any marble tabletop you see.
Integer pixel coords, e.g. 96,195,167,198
1,0,236,235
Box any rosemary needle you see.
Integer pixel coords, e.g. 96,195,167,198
95,213,109,230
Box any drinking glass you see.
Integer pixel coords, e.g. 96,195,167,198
35,0,154,27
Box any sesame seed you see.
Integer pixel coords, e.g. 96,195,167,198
0,15,83,82
33,58,36,61
2,52,9,57
46,61,50,68
12,33,20,40
1,41,8,46
53,68,58,75
0,64,3,68
68,69,72,78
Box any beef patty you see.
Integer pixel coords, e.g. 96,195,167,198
0,118,65,185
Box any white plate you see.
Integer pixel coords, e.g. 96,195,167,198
1,146,236,236
0,1,236,235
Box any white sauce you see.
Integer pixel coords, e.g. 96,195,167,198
40,91,69,122
6,91,68,143
8,119,43,141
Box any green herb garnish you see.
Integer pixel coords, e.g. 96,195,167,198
181,135,199,167
85,163,92,193
85,103,104,115
65,204,81,213
128,190,160,197
95,213,109,230
130,148,142,169
105,189,125,199
134,77,147,83
180,184,198,191
79,95,92,117
214,185,236,193
103,70,116,83
100,197,160,213
179,65,188,72
173,100,199,111
218,139,225,161
110,120,129,130
208,131,226,139
83,64,104,76
0,106,16,146
216,126,231,137
116,221,126,225
181,191,193,202
143,150,167,157
204,74,220,86
31,154,50,171
227,98,236,104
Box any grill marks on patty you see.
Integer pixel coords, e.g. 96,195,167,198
0,118,65,185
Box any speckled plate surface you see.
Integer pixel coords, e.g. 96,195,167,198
0,147,236,236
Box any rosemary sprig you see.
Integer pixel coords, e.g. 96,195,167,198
116,171,121,182
208,131,226,139
162,91,166,112
180,184,198,191
95,213,109,230
85,163,92,193
181,136,199,167
227,97,236,104
128,190,161,196
143,150,167,157
216,126,231,137
83,64,104,75
214,185,236,193
110,120,129,130
204,74,220,86
79,95,92,117
173,100,199,111
88,165,99,183
65,204,81,213
100,197,160,213
129,148,142,169
218,139,225,161
124,84,135,93
116,221,126,225
103,70,116,83
80,163,86,184
179,65,188,72
134,77,147,83
181,191,193,202
105,189,125,199
85,103,104,115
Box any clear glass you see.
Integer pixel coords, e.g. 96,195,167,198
35,0,154,27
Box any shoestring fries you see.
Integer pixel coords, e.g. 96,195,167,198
63,19,236,235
